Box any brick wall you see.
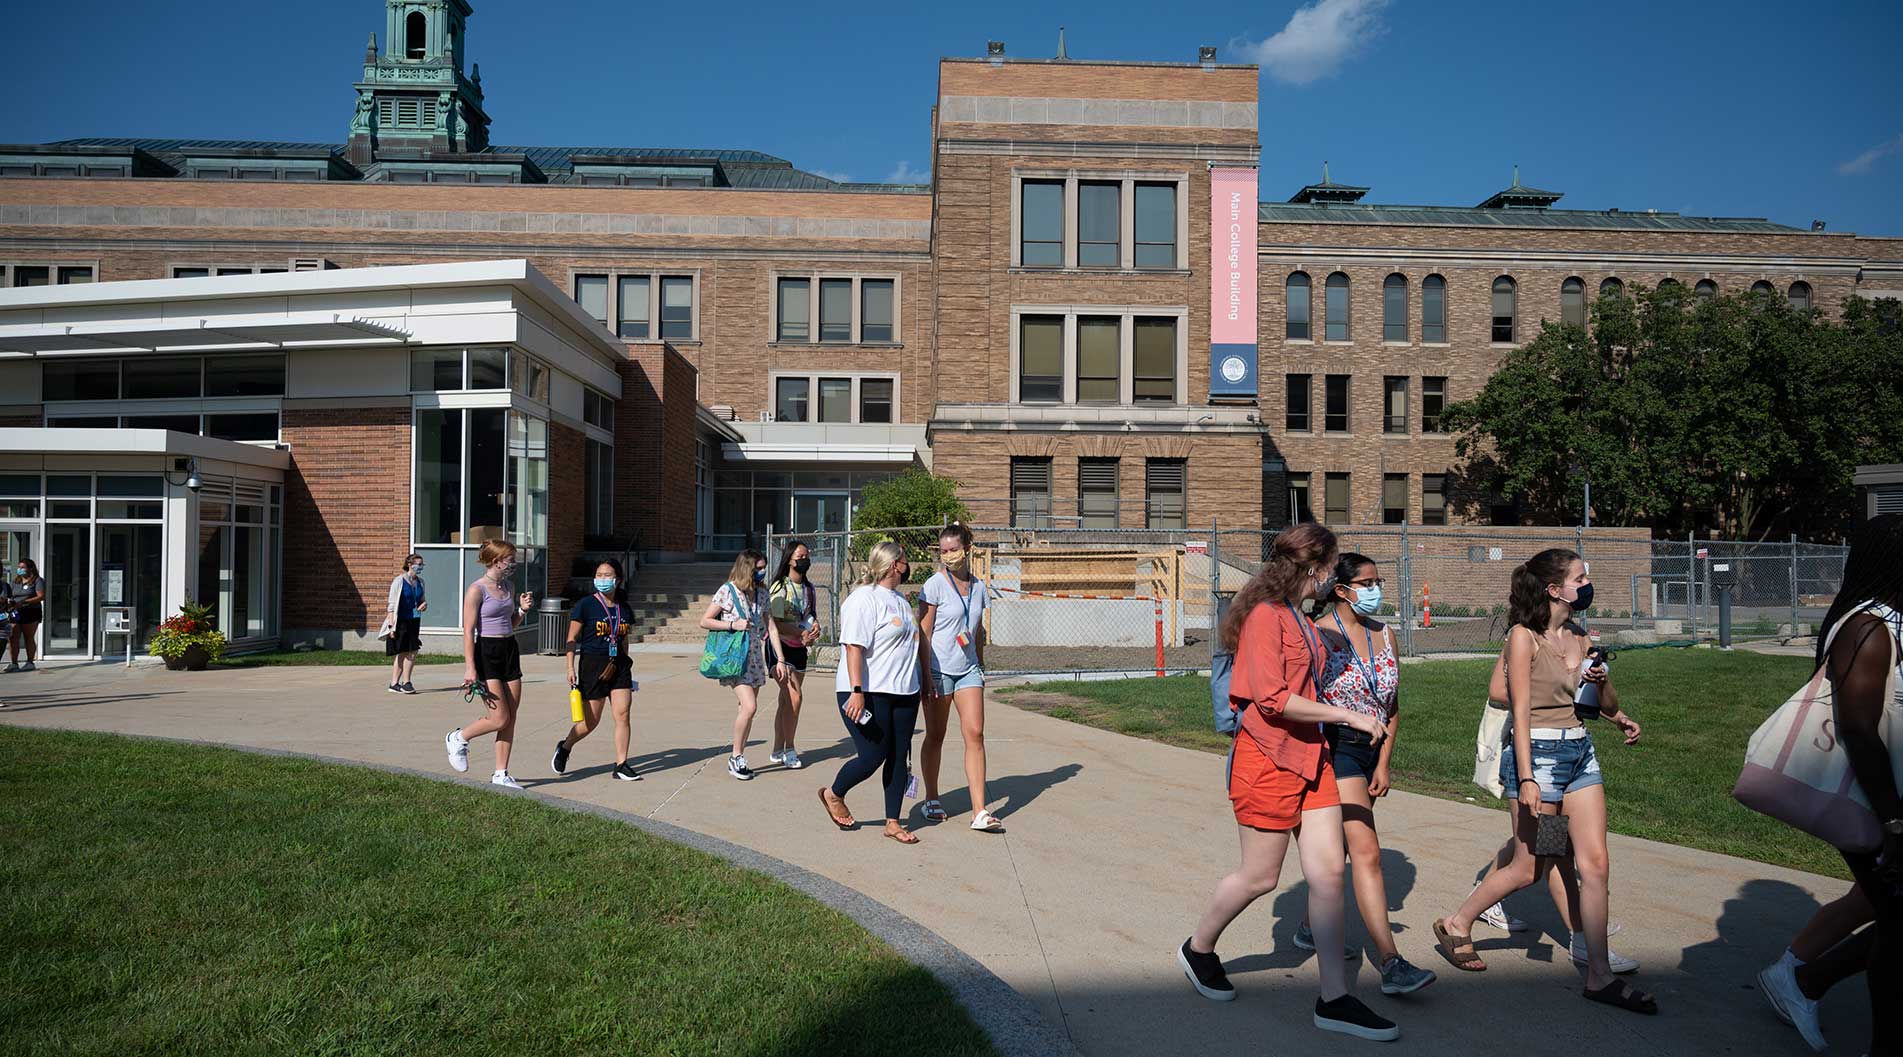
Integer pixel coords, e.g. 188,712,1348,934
281,405,411,636
616,345,698,555
547,420,585,590
931,431,1261,531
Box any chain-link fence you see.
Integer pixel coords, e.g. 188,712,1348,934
764,522,1848,676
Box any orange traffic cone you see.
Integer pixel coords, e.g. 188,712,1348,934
1422,582,1432,628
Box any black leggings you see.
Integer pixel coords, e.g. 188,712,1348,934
1845,850,1902,1057
830,691,920,821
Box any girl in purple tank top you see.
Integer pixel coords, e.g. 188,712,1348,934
443,539,536,790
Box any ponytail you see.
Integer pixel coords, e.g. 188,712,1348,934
1508,548,1579,634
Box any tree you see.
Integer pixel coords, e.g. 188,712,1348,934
1442,287,1903,539
849,470,970,561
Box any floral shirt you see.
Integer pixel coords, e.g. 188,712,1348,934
1319,621,1399,727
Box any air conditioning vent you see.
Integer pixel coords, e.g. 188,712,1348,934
709,405,737,421
289,258,334,272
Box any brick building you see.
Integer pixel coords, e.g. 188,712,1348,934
1,0,1899,656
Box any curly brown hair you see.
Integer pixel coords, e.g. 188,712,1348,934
1219,523,1337,651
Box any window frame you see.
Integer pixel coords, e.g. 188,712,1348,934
1323,472,1351,526
1324,272,1351,342
1787,281,1813,311
766,371,900,425
1286,271,1312,341
1383,376,1408,435
3,262,97,286
1288,473,1314,525
1078,457,1121,529
1422,473,1448,526
1382,273,1408,343
769,272,902,345
1382,473,1408,525
1421,274,1447,343
1076,180,1121,269
1009,457,1055,528
1144,458,1187,531
1421,377,1447,434
1008,304,1188,405
1284,373,1312,433
1560,277,1586,329
1324,374,1350,434
1491,275,1517,344
567,267,700,342
1010,170,1190,272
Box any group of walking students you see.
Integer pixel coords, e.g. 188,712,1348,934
416,515,1903,1053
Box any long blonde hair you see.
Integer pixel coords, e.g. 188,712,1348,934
861,540,905,586
728,549,765,594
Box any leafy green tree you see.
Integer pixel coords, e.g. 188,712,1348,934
849,470,969,565
1442,287,1902,539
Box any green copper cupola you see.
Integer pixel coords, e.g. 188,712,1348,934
346,0,491,165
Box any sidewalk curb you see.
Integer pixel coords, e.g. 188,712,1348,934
103,732,1081,1057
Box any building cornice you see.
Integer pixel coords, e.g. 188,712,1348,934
1259,244,1871,274
937,138,1259,163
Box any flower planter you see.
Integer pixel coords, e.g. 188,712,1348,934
182,644,211,671
162,653,187,671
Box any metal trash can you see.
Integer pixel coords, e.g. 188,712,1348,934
538,597,568,655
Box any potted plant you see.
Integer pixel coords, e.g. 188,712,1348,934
149,600,226,671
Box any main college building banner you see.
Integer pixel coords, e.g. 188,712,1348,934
1208,166,1259,400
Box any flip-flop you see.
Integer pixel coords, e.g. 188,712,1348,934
1584,978,1658,1015
818,788,854,830
922,799,948,821
1433,918,1487,972
884,826,920,845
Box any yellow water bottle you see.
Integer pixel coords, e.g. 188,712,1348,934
568,684,584,722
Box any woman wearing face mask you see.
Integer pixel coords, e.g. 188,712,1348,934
384,553,428,694
767,540,822,770
918,521,1002,832
443,539,537,790
6,558,45,673
699,549,788,781
552,559,639,781
1433,549,1654,1015
1177,523,1401,1042
1289,554,1437,996
818,540,926,845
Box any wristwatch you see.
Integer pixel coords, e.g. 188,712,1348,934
852,685,864,695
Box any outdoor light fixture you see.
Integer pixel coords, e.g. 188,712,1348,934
166,457,203,492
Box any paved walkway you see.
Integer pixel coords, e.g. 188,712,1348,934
0,654,1869,1056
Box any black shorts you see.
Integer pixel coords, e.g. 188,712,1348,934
577,651,633,696
474,636,523,684
385,616,422,655
771,642,809,673
14,604,41,625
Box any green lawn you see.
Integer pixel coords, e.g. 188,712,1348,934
0,727,995,1057
215,648,463,668
1004,649,1847,878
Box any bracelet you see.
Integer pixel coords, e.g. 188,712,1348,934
1517,778,1539,787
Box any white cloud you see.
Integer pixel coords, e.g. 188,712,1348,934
1236,0,1390,86
1837,133,1903,176
811,169,853,184
887,160,929,184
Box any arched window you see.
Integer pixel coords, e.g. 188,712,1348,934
1560,277,1586,328
1491,276,1517,343
1658,278,1684,294
1325,272,1350,341
1750,280,1776,296
1285,272,1311,340
406,11,427,59
1382,273,1408,342
1694,279,1718,301
1599,277,1624,299
1788,281,1812,311
1421,275,1446,342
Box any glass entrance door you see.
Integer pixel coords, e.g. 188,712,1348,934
98,524,163,652
46,524,91,656
792,493,850,534
1,525,38,655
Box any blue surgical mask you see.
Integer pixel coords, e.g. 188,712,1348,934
593,577,617,594
1351,584,1383,616
753,569,766,582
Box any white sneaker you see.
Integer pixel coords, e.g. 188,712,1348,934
1473,884,1527,932
1758,952,1827,1052
781,748,803,769
444,729,469,773
490,770,524,790
1570,932,1639,974
767,749,786,766
728,755,755,780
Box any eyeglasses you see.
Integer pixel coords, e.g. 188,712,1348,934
1349,577,1385,588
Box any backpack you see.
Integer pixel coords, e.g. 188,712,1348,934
1211,648,1239,735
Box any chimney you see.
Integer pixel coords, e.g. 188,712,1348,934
986,40,1005,64
1199,45,1217,65
1056,26,1067,60
1811,219,1827,231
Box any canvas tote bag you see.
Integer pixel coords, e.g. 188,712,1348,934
1473,644,1511,798
1733,602,1902,853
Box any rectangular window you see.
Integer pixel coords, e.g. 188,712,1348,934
172,267,210,279
1078,181,1120,268
1145,459,1187,530
411,349,463,391
123,357,203,400
1325,374,1350,433
819,279,852,342
1384,376,1408,434
1324,472,1351,525
575,275,608,324
1010,457,1053,527
859,378,894,423
1422,377,1447,433
861,279,894,342
774,377,809,422
11,266,49,287
1382,473,1408,524
618,276,650,338
1285,374,1311,432
42,360,119,401
585,439,614,538
48,416,118,428
817,378,852,423
468,348,508,390
1383,278,1407,342
1286,274,1312,340
205,412,280,442
1422,473,1447,525
583,388,614,430
1289,474,1313,524
124,414,202,433
776,277,809,342
57,266,94,284
1018,315,1064,402
1132,318,1176,402
1078,458,1120,529
414,409,462,545
659,276,693,339
1020,180,1064,267
1076,316,1120,402
1326,276,1350,341
1134,182,1177,269
1422,278,1446,343
205,354,285,397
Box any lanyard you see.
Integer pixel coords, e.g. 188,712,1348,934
1331,609,1381,701
941,571,975,638
1284,603,1326,690
596,593,621,656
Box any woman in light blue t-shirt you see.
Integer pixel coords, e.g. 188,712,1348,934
917,522,1002,832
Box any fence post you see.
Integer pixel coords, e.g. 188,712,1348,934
765,523,775,573
1688,531,1698,635
1399,520,1412,656
1789,531,1800,636
1630,574,1639,632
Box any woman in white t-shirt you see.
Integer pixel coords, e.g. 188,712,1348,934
917,522,1002,832
817,540,926,845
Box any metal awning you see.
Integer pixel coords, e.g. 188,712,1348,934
0,314,410,356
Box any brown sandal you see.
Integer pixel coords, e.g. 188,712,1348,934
818,788,854,830
883,824,920,845
1584,979,1657,1015
1433,918,1487,972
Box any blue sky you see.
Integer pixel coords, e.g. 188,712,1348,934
5,0,1899,233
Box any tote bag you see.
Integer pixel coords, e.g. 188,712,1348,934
1473,702,1509,799
1733,603,1902,853
698,584,753,680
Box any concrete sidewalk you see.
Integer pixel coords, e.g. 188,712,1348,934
0,654,1869,1056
